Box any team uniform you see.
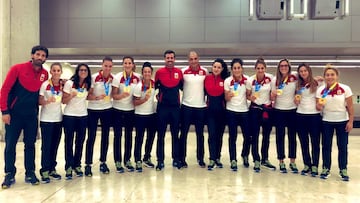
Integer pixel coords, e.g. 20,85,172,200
85,71,114,174
39,79,63,180
154,66,183,169
133,79,157,170
62,80,88,178
224,75,251,170
0,61,48,184
112,71,140,171
178,66,208,167
204,74,226,169
296,82,321,176
316,83,352,180
271,73,298,173
248,73,275,170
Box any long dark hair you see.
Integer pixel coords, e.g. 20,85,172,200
276,58,292,86
212,58,229,80
297,63,318,93
70,63,92,90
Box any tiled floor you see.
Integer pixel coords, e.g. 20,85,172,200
0,128,359,202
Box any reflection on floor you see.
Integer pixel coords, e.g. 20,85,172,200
0,129,359,202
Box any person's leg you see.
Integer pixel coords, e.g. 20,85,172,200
23,115,39,177
99,109,111,163
123,110,135,165
40,122,53,174
85,109,99,166
4,115,23,175
194,107,206,165
178,105,192,164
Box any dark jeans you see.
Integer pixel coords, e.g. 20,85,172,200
85,108,112,165
40,121,62,173
63,115,87,170
207,109,226,161
112,109,134,164
274,109,297,160
322,121,348,170
248,105,273,162
134,114,157,162
156,105,180,162
4,113,38,176
179,105,206,162
296,113,321,167
226,110,250,161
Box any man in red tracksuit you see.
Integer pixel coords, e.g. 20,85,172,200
1,45,49,189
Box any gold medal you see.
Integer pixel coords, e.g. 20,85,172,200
253,92,260,98
54,95,61,103
295,94,301,101
276,89,283,96
319,98,326,105
124,86,130,93
77,92,85,98
104,95,110,102
233,90,238,96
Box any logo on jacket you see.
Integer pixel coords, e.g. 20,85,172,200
219,82,224,87
174,72,179,79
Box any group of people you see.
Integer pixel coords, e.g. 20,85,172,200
0,45,354,189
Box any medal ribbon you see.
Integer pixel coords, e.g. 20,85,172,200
321,82,337,98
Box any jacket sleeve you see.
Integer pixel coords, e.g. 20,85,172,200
0,65,19,114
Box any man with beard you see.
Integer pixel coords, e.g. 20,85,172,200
1,45,49,189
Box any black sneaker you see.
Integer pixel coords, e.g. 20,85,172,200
135,161,143,172
25,172,40,185
1,173,15,189
143,159,155,168
115,162,125,173
40,171,50,184
49,171,62,180
320,168,330,179
125,161,135,172
198,160,206,168
253,161,261,173
65,167,73,180
230,160,238,172
74,167,83,177
85,165,92,177
301,165,310,176
172,160,183,169
242,156,249,168
279,163,287,173
181,160,188,169
100,163,110,174
311,166,318,177
289,163,299,174
215,159,223,168
208,160,215,171
156,162,165,171
261,160,276,170
339,169,349,181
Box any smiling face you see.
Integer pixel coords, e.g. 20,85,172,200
324,68,338,86
212,62,223,76
279,60,290,76
142,66,153,81
165,53,175,68
188,52,199,69
102,60,113,77
50,64,62,80
298,65,309,81
255,63,266,78
78,65,89,79
31,50,47,68
231,62,243,78
123,58,134,74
